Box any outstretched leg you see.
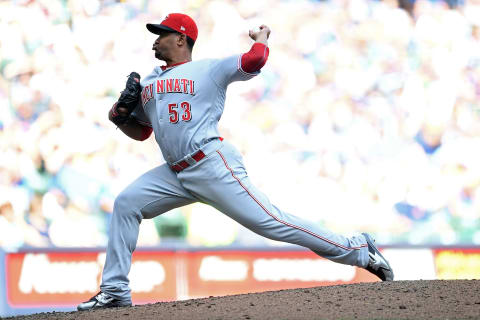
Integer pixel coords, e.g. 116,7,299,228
180,142,370,268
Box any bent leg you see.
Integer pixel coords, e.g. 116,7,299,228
101,163,196,302
179,142,369,268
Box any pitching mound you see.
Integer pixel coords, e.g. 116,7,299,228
6,280,480,319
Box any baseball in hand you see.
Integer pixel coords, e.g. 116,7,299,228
249,24,271,41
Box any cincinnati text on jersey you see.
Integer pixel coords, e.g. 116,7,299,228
142,79,195,107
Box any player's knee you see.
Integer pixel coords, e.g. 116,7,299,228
113,190,141,221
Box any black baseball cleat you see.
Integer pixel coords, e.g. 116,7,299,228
362,233,394,281
77,291,132,311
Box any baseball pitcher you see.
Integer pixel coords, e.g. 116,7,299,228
78,13,393,311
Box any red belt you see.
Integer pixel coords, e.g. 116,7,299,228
170,150,206,173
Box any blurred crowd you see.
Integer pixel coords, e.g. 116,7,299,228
1,0,480,250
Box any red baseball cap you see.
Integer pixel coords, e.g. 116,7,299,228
147,13,198,42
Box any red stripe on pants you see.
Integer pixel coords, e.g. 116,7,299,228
216,150,367,251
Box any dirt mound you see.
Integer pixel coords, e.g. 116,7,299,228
6,280,480,320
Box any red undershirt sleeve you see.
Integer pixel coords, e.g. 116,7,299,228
240,43,269,73
129,118,153,140
139,125,153,141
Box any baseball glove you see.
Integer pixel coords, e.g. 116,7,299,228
111,72,141,126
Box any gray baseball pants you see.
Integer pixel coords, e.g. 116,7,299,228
100,139,369,302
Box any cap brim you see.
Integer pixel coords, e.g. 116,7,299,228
146,23,176,35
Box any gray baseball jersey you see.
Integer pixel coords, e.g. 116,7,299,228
132,55,256,164
101,54,370,302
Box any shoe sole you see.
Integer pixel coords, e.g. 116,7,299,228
78,304,132,311
77,302,132,311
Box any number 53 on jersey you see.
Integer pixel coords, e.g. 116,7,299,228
169,102,192,123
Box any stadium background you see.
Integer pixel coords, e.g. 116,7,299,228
0,0,479,316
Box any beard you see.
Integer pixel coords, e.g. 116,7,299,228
154,51,165,61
